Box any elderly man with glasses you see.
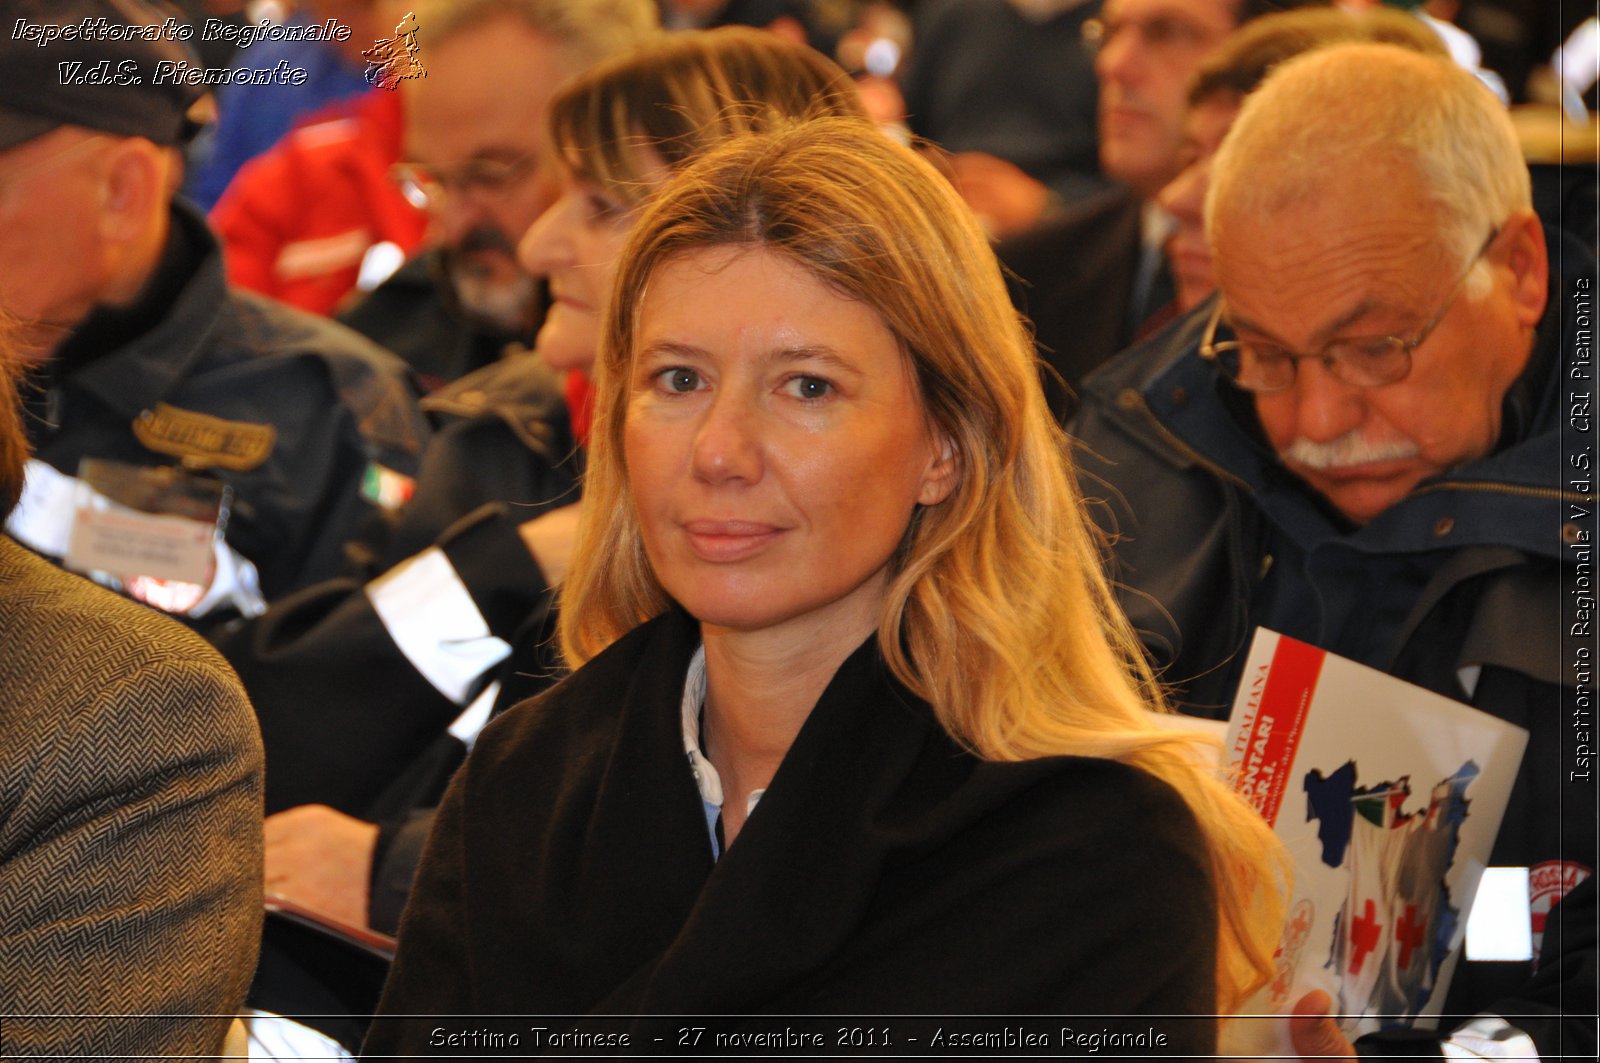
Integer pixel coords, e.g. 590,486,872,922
1071,41,1594,1061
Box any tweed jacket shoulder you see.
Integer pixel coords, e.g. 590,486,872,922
0,536,264,1057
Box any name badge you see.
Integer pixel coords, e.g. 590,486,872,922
66,459,229,603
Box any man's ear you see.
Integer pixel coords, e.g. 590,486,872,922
95,140,166,244
1499,208,1548,328
918,433,960,507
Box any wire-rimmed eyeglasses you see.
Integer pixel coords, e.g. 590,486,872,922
389,153,540,211
1199,229,1501,393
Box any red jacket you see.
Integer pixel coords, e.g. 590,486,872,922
211,89,429,317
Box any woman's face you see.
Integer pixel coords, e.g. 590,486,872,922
624,245,957,643
517,171,636,372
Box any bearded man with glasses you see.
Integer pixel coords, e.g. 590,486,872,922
214,0,658,391
1070,42,1594,1061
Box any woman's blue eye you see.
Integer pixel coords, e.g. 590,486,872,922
663,368,699,392
786,376,832,400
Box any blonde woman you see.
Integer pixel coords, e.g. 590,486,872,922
236,21,868,915
367,117,1283,1051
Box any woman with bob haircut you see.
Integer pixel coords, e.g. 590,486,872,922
366,117,1284,1050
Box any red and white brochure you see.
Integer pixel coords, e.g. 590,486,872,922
1218,629,1527,1057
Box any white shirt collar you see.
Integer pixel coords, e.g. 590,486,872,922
1140,199,1176,250
679,645,765,818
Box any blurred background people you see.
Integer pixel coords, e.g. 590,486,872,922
338,0,660,389
1338,0,1507,99
185,2,391,210
332,0,658,571
659,0,812,47
1539,13,1599,112
208,0,428,319
0,0,426,629
0,315,264,1057
997,0,1328,421
364,114,1283,1049
900,0,1109,238
214,0,660,397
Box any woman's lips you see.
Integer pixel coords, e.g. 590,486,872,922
1168,246,1214,286
681,520,787,562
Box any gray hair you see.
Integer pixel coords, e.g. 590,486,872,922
1206,42,1528,294
412,0,660,69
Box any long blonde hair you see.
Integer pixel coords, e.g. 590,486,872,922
561,117,1286,1011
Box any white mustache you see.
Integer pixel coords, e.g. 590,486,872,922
1280,431,1420,470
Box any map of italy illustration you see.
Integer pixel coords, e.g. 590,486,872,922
1301,760,1479,1023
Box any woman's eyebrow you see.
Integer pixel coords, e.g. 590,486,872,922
634,340,706,362
769,345,858,373
635,341,861,375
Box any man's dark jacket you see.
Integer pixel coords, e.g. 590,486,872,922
218,355,580,816
13,202,426,625
338,248,543,396
1068,234,1598,1057
999,184,1165,421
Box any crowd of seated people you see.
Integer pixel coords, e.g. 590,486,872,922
0,0,1591,1060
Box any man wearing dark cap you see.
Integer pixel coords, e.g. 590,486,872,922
0,0,428,629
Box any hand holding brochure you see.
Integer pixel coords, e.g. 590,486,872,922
1219,629,1527,1056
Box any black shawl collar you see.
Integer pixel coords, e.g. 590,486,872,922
371,608,1219,1053
463,607,977,1015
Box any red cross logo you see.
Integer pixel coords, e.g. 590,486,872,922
1349,898,1383,975
1288,906,1314,942
1395,903,1425,970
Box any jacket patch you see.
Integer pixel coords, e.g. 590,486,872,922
361,462,416,511
1529,860,1591,962
133,403,277,472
